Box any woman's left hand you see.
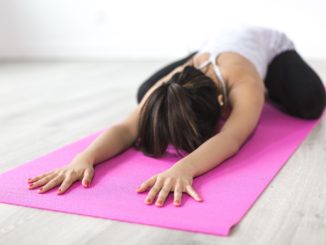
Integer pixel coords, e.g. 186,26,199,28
135,162,203,207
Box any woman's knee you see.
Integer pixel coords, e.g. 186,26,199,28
287,87,326,119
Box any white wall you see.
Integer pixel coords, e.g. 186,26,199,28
0,0,325,59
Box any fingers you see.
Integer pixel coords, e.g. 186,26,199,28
57,175,78,194
136,175,203,207
173,181,183,206
145,178,164,205
38,175,64,193
185,185,202,202
155,179,173,207
27,171,54,183
27,163,95,195
82,168,94,188
136,175,157,193
28,173,56,190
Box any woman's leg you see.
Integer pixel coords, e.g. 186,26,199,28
136,51,199,103
264,50,326,119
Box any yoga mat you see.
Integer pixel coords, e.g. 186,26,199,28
0,100,325,236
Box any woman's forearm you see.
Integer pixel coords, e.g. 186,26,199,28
77,124,135,166
174,131,239,178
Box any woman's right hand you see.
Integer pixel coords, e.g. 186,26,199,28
26,153,95,194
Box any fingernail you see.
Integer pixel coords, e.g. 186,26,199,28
84,181,89,187
37,188,43,193
57,189,61,194
28,183,33,186
146,198,151,203
174,200,180,204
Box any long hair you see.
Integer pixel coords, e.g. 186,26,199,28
133,65,222,158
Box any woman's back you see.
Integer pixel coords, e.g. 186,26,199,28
195,25,295,81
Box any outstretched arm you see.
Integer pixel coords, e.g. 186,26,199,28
175,79,266,178
80,63,192,166
78,122,137,166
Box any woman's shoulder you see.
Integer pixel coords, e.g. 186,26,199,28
191,51,261,88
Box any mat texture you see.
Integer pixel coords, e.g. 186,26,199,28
0,100,325,236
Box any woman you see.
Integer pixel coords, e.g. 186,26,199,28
27,25,326,207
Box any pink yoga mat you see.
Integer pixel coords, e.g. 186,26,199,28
0,100,325,236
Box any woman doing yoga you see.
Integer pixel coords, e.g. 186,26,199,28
26,25,326,207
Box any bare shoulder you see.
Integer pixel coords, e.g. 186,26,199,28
190,51,262,88
216,52,265,98
218,52,261,85
218,52,266,119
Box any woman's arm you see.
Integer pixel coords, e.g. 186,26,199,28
28,122,139,193
80,59,203,166
77,123,137,166
174,79,266,178
79,63,190,166
77,63,185,166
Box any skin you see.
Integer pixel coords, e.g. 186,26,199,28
27,51,265,207
27,154,94,194
132,51,266,207
136,158,202,207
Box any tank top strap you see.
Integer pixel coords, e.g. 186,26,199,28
198,59,211,69
211,57,228,105
197,52,228,105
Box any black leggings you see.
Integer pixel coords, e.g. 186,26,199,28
136,50,326,119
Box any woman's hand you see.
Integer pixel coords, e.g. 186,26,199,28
136,162,203,207
26,153,95,194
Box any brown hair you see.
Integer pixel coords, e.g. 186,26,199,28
133,65,222,158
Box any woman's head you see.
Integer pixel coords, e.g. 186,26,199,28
133,65,222,158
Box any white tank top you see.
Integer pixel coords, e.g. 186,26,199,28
194,25,296,105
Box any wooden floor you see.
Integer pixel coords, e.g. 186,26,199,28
0,58,325,245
